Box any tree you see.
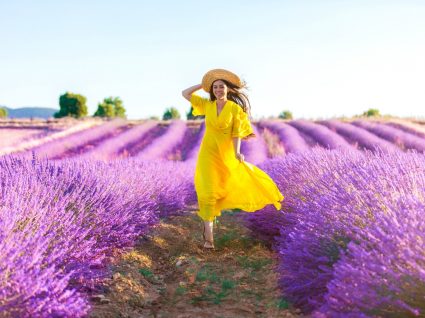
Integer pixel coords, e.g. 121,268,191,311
94,97,126,118
54,92,88,118
362,108,380,117
278,110,293,120
162,107,180,120
94,103,115,118
0,107,7,118
186,106,204,120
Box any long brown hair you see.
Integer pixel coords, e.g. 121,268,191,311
209,79,252,118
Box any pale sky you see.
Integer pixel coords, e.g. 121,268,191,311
1,0,425,119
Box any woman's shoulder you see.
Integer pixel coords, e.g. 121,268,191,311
229,101,243,113
191,94,214,106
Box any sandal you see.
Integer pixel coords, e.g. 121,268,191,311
202,223,215,249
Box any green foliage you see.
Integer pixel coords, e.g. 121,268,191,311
139,267,154,278
0,107,7,118
278,110,293,120
55,92,88,118
276,298,290,309
191,264,237,305
94,96,126,118
162,107,181,120
236,255,272,271
175,284,187,296
186,106,205,120
362,108,380,117
214,230,239,249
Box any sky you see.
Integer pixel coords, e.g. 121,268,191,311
1,0,425,120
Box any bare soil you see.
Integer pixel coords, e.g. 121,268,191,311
88,209,302,318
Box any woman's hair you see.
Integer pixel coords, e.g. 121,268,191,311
209,79,252,118
209,79,255,139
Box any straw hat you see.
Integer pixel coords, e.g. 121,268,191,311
201,69,243,92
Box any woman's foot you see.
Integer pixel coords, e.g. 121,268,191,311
202,221,215,249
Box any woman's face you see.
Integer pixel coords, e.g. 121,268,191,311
212,80,228,100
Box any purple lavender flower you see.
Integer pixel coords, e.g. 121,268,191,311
289,120,353,150
168,121,203,161
135,120,187,160
78,121,158,161
245,148,425,315
185,122,205,164
0,154,195,317
259,120,310,153
19,120,128,160
320,120,399,152
353,120,425,152
241,125,268,164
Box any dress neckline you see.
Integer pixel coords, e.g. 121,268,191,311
215,100,228,118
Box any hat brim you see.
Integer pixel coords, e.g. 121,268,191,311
201,69,242,92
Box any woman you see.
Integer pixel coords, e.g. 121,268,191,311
182,69,284,249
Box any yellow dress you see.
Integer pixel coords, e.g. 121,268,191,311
191,94,284,221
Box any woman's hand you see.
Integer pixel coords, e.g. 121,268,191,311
182,84,202,101
236,152,245,162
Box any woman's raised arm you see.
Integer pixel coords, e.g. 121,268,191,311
182,84,202,101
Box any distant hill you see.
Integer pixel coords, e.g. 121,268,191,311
0,106,58,119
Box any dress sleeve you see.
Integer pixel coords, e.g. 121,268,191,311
232,105,254,139
190,94,207,116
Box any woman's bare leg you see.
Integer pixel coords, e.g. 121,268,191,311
203,221,214,248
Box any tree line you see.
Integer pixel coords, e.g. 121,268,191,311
0,92,382,120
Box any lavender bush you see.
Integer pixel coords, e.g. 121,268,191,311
19,120,128,160
185,122,205,164
353,120,425,152
0,121,100,157
243,148,425,316
117,124,166,158
320,120,399,152
241,125,268,164
0,128,54,150
385,121,425,139
167,122,203,161
79,121,158,161
259,120,310,153
0,155,195,317
135,120,187,160
318,195,425,317
289,120,352,150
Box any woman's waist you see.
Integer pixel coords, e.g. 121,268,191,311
205,126,232,136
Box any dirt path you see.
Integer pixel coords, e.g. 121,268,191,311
89,209,301,318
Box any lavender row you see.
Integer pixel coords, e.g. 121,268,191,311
0,128,51,150
385,121,425,139
184,122,205,164
240,125,269,164
19,120,128,160
242,149,425,316
117,124,166,158
0,156,196,317
54,124,131,160
320,120,399,152
79,121,158,161
352,120,425,152
134,120,187,160
259,120,310,154
0,121,101,156
289,120,353,150
167,122,204,161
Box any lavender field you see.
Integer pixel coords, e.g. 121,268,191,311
1,117,425,317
